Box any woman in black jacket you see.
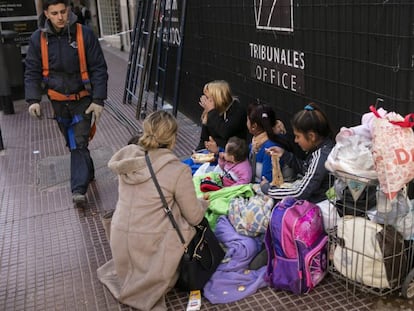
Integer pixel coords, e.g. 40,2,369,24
196,80,247,151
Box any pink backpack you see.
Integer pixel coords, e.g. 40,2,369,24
264,197,328,294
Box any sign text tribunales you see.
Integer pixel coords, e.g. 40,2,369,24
249,42,305,94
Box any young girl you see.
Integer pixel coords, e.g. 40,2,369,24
218,136,252,187
247,102,294,183
261,103,335,203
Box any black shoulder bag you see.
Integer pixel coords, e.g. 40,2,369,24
145,152,225,291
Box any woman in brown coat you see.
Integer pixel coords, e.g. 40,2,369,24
97,111,208,310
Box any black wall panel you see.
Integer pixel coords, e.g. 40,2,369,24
177,0,414,134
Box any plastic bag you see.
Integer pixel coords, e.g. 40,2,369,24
370,106,414,200
325,108,389,181
193,162,211,177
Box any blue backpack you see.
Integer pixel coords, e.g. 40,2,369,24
264,197,328,294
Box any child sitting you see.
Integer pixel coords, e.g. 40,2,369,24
261,103,335,203
218,136,252,187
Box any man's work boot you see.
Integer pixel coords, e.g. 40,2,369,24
72,193,87,208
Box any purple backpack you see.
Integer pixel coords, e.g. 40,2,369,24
264,197,328,294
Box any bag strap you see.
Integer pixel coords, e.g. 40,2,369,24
369,105,414,128
145,151,186,244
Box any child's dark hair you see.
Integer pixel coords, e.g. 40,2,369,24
43,0,69,10
292,103,333,139
226,137,248,162
247,102,293,151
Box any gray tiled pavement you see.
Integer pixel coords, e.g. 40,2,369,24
0,43,410,310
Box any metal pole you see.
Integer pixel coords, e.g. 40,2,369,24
123,0,144,104
140,0,163,119
0,125,4,151
135,0,159,119
172,0,188,117
152,0,168,111
159,0,174,109
0,31,14,115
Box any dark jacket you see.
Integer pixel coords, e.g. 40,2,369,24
24,12,108,105
197,99,248,150
261,138,335,203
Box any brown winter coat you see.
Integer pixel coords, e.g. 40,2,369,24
97,145,208,310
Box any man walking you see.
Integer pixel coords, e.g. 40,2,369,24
24,0,108,208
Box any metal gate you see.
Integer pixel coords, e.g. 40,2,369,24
123,0,186,119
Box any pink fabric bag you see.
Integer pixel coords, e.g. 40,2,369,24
370,106,414,200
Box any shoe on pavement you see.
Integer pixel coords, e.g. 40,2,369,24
72,193,87,208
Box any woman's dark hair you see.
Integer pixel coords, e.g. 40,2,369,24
291,102,334,139
225,137,249,162
247,102,294,152
43,0,69,10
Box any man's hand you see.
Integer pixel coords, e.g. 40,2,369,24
28,103,41,118
85,103,104,125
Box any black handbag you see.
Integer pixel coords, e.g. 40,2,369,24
175,217,225,291
145,152,225,291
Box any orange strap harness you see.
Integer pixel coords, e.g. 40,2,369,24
40,23,96,141
40,23,91,101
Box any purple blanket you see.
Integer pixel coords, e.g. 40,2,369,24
203,216,268,304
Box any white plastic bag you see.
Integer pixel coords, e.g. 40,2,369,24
193,162,212,177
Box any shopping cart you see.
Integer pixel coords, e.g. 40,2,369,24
327,172,414,299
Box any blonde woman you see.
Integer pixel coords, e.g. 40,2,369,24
97,111,208,311
196,80,247,151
